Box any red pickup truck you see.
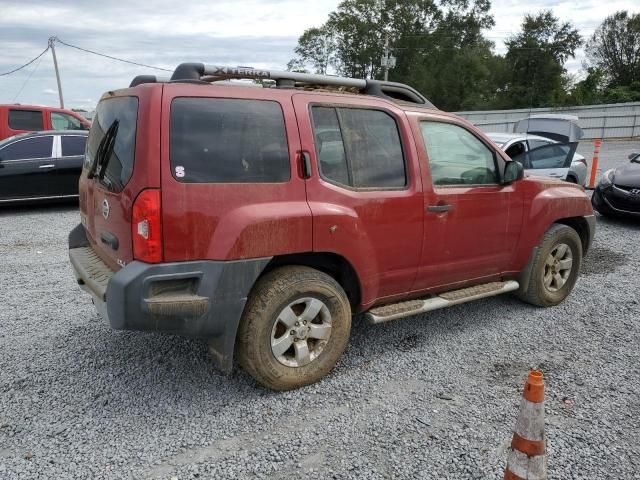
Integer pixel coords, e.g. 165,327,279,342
0,104,90,141
69,63,595,390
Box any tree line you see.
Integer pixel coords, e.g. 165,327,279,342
287,1,640,111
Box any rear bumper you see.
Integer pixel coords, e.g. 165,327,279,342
68,224,270,372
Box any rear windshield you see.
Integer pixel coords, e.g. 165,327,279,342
85,96,138,192
170,98,290,183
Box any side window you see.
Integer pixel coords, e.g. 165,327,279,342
8,110,44,131
513,143,577,170
310,106,406,189
0,136,53,161
61,136,87,157
420,122,498,186
310,107,349,185
527,139,551,150
170,98,290,183
51,112,84,131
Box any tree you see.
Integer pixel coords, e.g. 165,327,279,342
287,27,334,74
501,11,581,108
586,11,640,89
288,0,497,110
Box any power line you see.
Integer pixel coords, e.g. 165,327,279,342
12,52,44,102
54,37,172,72
0,46,50,76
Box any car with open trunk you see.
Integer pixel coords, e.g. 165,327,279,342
68,63,595,390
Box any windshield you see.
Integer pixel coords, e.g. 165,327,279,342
85,96,138,192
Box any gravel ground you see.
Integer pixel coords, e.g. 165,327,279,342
1,142,639,479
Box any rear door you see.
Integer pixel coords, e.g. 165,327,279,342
292,93,424,304
0,135,55,201
80,92,156,270
512,142,578,180
53,134,87,195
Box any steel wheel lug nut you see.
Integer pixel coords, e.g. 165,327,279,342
295,321,300,327
290,330,295,335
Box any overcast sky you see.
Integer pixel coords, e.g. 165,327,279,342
0,0,636,110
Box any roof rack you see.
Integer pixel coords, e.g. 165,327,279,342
129,62,435,107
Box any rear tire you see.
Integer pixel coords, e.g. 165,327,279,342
236,266,351,390
518,224,582,307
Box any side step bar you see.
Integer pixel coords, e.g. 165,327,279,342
364,280,520,324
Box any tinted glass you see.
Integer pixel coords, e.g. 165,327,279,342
51,112,84,130
61,135,87,157
311,106,405,189
0,136,52,161
8,110,44,131
528,139,551,150
514,143,576,169
420,122,497,186
170,98,290,183
86,97,138,192
311,107,349,185
339,108,405,188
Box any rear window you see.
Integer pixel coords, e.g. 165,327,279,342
61,135,87,157
85,97,138,192
170,98,290,183
8,110,44,131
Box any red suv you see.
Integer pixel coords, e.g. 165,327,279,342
69,63,595,390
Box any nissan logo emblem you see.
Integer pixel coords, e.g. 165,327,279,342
630,189,640,196
102,199,110,219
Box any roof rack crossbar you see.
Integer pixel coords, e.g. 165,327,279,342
130,63,435,107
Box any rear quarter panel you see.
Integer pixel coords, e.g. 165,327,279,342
160,85,312,261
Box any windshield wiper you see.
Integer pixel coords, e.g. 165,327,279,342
97,120,119,182
88,120,119,180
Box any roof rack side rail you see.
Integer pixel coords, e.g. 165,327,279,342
161,63,434,106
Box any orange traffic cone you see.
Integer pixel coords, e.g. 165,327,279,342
504,370,547,480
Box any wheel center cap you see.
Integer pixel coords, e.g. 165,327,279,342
295,324,310,339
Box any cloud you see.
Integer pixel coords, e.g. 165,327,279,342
1,0,638,109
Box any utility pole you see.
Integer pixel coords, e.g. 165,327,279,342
380,32,396,81
48,37,64,109
383,33,389,81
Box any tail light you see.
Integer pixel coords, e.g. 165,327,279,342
132,189,162,263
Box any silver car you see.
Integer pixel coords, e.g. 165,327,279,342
487,132,588,186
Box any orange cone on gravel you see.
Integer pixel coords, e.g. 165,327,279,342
504,370,547,480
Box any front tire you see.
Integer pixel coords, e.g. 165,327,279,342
236,266,351,390
518,224,583,307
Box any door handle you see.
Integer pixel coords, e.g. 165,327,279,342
39,164,55,169
427,204,452,213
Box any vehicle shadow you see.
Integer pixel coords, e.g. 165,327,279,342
50,291,529,409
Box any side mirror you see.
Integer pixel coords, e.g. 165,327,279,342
503,160,524,184
629,152,639,161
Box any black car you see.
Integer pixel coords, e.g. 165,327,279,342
0,130,87,204
592,152,640,218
